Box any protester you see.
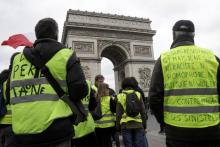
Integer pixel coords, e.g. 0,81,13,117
109,88,120,147
0,69,16,147
95,83,116,147
149,20,220,147
8,18,88,147
72,80,99,147
116,77,148,147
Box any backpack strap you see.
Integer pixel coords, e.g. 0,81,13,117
41,66,65,97
41,67,88,125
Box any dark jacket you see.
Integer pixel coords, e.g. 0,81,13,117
88,88,98,111
116,89,146,131
149,34,220,141
13,38,88,146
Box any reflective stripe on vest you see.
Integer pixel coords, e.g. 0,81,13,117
122,115,141,119
117,90,142,124
95,113,116,124
74,80,95,139
10,49,73,134
95,96,115,128
164,106,219,113
96,119,115,124
10,78,61,104
164,88,218,96
11,94,59,104
161,45,219,128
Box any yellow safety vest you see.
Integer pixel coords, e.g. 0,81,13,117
95,96,115,128
117,90,142,124
10,48,74,134
161,45,219,128
0,81,11,124
73,80,95,139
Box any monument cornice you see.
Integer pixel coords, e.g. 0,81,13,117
62,27,154,44
62,10,156,44
68,9,151,23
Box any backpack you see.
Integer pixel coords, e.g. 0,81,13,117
125,92,141,117
0,70,10,117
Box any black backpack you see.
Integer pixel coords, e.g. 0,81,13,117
0,70,10,117
125,92,141,117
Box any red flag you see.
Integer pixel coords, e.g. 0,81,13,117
1,34,33,49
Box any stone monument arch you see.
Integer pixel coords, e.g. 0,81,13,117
62,10,156,95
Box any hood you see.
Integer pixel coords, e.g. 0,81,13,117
23,38,65,68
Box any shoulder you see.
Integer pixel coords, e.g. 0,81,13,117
134,91,141,98
10,52,21,61
117,93,125,102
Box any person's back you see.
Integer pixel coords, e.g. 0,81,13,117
149,20,220,147
9,18,88,147
95,83,115,147
117,89,145,129
116,77,148,147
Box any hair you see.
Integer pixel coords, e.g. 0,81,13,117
35,18,58,40
121,77,136,90
130,77,138,86
97,83,109,100
95,74,104,82
109,88,115,96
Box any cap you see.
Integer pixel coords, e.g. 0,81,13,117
172,20,195,32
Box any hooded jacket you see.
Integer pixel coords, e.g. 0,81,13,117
12,38,88,146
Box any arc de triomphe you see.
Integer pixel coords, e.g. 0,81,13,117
62,10,156,95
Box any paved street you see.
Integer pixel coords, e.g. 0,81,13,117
147,113,166,147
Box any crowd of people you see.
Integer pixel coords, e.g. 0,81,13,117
0,17,220,147
0,18,148,147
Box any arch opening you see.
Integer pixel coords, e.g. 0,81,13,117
101,58,115,90
100,45,128,92
100,45,128,67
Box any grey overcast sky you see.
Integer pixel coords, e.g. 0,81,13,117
0,0,220,89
